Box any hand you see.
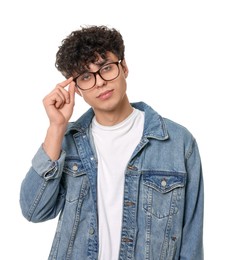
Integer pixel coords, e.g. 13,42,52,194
43,77,75,127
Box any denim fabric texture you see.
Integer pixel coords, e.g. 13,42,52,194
20,102,204,260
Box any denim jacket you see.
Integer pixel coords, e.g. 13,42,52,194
20,102,204,260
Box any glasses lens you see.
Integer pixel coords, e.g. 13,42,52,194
76,72,95,90
99,63,119,81
76,62,120,90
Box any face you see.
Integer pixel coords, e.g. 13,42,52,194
74,52,129,115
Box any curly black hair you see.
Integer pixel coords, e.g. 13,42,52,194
55,25,125,78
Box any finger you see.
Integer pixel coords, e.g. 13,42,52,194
55,87,69,104
56,77,74,104
56,77,73,89
56,88,66,100
68,81,76,105
52,93,65,109
44,91,65,109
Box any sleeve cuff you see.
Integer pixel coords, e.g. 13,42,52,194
32,145,66,180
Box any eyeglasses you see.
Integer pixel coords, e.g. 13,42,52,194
73,60,122,91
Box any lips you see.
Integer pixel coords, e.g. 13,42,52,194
96,89,114,100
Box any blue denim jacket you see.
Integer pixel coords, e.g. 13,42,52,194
20,102,204,260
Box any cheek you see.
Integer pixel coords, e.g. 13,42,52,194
80,92,95,106
120,78,127,91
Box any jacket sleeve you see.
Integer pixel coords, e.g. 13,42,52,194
180,139,204,259
19,145,66,223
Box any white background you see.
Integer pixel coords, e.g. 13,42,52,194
0,0,228,259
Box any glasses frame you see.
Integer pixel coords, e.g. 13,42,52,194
73,60,122,91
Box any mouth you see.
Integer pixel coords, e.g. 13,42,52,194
96,89,114,100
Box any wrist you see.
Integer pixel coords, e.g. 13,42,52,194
43,124,67,161
48,123,67,135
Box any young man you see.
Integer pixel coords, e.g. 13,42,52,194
20,25,204,260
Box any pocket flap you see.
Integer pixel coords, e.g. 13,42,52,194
63,159,85,177
143,171,186,193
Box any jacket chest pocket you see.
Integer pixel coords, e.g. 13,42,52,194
143,171,186,219
62,159,89,203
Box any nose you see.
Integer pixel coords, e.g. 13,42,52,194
95,73,106,88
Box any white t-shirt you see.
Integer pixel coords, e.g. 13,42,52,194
91,108,144,260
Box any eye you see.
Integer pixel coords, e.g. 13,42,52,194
100,64,112,73
79,73,92,81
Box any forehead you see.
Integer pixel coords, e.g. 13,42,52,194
88,52,118,70
73,52,118,77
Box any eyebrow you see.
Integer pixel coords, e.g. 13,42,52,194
81,58,111,74
94,58,109,66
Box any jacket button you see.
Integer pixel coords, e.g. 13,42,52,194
72,164,78,171
122,237,133,243
89,227,95,235
161,179,167,187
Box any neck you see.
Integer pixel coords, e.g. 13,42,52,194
94,99,133,126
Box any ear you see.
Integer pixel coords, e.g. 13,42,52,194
121,59,129,78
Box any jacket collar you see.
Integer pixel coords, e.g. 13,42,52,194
65,102,169,141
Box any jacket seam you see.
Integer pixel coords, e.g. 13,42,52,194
27,180,49,221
